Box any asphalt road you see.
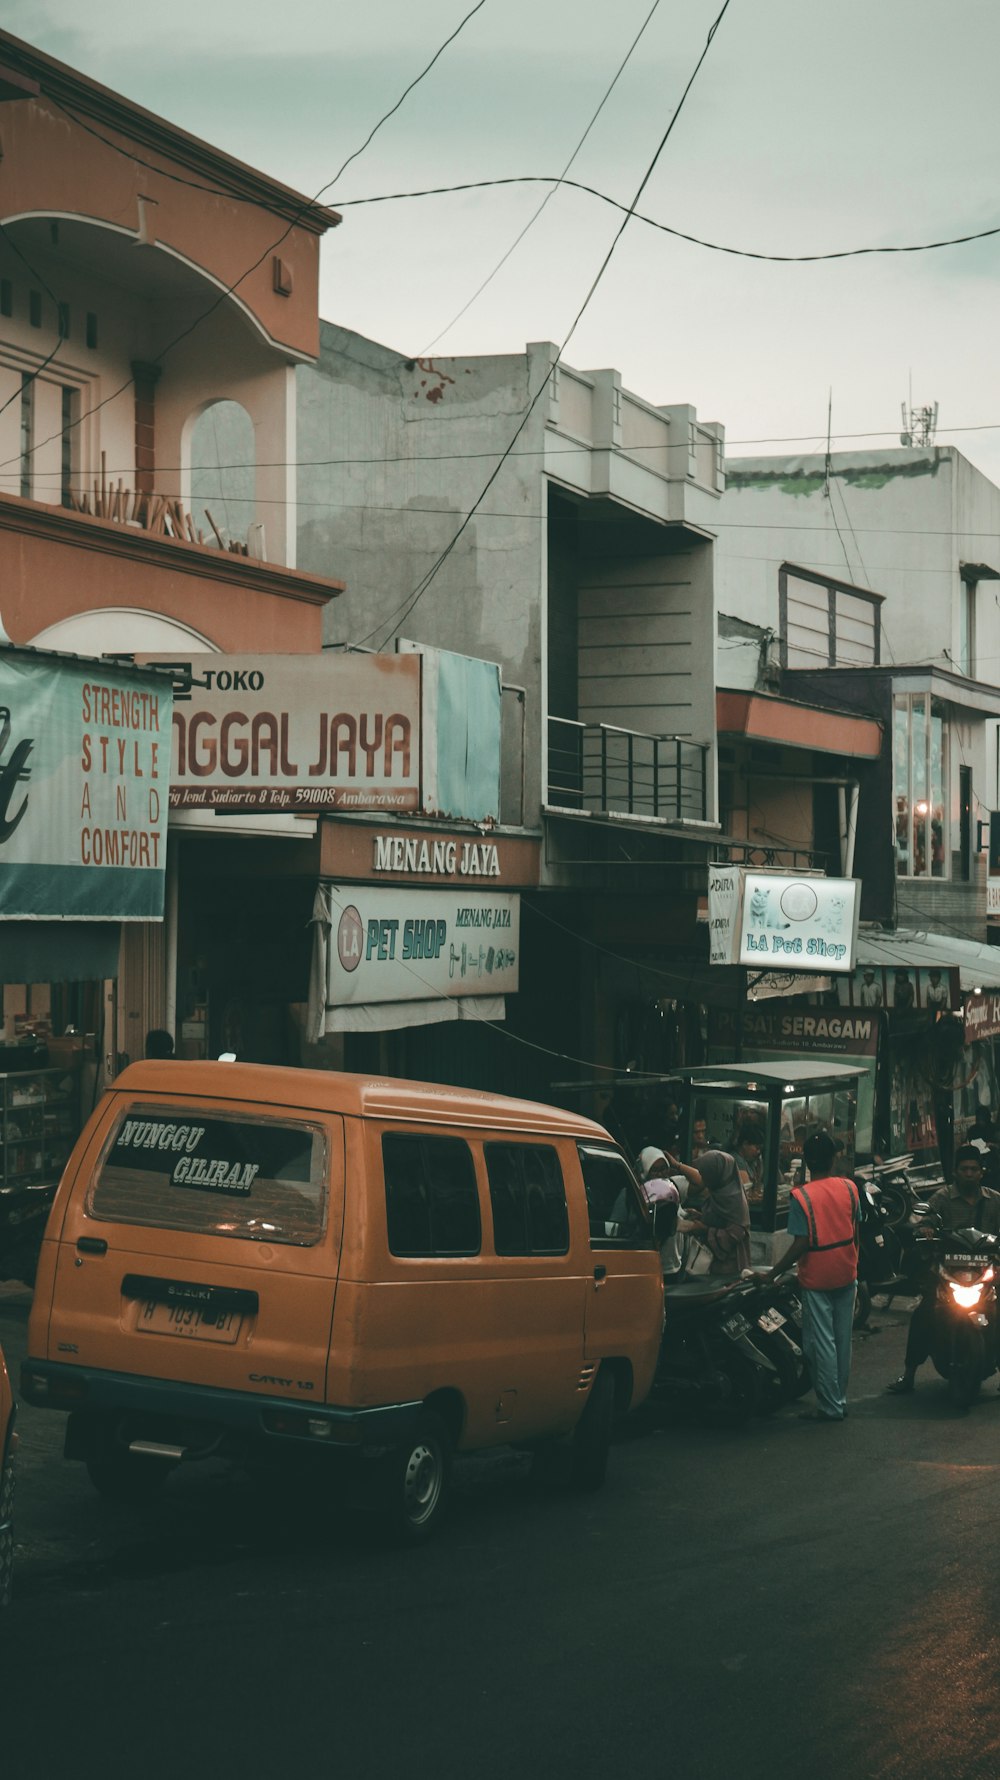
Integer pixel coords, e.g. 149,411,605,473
3,1284,1000,1780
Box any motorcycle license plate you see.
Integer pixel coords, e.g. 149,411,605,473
758,1308,786,1333
723,1313,749,1338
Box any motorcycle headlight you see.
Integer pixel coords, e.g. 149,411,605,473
949,1279,988,1309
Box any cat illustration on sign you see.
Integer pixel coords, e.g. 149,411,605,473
747,886,789,930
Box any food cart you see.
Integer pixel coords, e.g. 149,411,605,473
675,1060,866,1267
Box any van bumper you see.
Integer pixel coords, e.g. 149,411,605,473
20,1359,422,1453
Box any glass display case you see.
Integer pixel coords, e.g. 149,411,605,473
0,1068,80,1274
677,1062,863,1266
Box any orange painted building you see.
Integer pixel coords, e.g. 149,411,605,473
0,29,345,1090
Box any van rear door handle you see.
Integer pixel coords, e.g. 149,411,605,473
76,1237,107,1255
593,1265,607,1283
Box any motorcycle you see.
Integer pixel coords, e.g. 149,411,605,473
906,1219,1000,1409
735,1273,811,1409
654,1273,780,1423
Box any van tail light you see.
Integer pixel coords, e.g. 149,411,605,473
260,1407,360,1445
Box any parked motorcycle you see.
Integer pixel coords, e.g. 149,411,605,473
736,1273,811,1408
654,1275,780,1423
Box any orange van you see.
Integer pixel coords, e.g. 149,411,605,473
22,1062,663,1539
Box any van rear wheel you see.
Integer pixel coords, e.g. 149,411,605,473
380,1411,452,1544
570,1366,615,1492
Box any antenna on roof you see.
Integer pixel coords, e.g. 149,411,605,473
900,392,938,447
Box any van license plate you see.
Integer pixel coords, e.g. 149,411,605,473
138,1300,243,1343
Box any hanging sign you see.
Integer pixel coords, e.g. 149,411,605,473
0,650,171,920
708,865,742,966
319,882,520,1008
707,868,859,973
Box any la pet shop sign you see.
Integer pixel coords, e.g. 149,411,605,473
708,870,859,974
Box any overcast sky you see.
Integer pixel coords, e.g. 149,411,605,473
11,0,1000,481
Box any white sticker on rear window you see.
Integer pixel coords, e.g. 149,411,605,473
90,1105,328,1245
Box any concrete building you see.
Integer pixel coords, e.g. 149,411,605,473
295,325,727,1108
714,446,1000,944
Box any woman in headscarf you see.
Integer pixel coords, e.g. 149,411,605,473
637,1147,685,1280
665,1144,751,1277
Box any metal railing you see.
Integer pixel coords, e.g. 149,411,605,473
547,717,708,823
712,841,831,872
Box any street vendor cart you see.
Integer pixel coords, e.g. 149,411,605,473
676,1060,866,1267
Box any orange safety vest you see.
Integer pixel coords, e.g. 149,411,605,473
789,1175,860,1291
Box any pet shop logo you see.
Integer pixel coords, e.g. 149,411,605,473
740,874,857,971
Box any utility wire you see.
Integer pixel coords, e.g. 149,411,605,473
0,222,66,426
421,0,661,353
14,443,1000,483
330,171,1000,264
0,0,490,477
354,0,735,649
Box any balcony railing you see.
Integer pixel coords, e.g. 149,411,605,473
547,717,708,824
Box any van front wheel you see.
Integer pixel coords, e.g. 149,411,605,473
570,1366,615,1492
380,1411,452,1544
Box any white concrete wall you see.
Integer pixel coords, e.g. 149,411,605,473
715,447,1000,688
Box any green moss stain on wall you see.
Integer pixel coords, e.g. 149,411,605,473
727,452,945,497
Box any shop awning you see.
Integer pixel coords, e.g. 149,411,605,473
717,688,883,758
0,921,120,983
855,927,1000,991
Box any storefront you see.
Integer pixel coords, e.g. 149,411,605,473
0,644,170,1273
308,821,541,1087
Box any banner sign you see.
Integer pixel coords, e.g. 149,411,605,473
710,1005,879,1058
708,865,742,966
319,882,520,1008
0,650,171,920
144,653,421,814
964,990,1000,1044
708,868,859,973
837,965,959,1012
319,822,540,887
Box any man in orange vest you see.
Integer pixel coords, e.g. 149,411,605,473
760,1128,860,1422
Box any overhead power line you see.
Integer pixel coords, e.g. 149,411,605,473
18,421,1000,483
354,0,735,648
421,0,662,353
330,172,1000,265
0,0,490,477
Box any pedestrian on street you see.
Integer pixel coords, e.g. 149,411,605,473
886,1143,1000,1395
666,1144,751,1277
636,1146,685,1280
758,1129,860,1422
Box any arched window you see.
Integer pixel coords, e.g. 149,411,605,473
188,399,256,552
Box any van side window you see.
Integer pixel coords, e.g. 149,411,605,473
577,1144,653,1250
382,1133,481,1257
484,1144,569,1256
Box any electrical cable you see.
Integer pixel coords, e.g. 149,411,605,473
421,0,662,353
330,171,1000,265
0,221,66,426
353,0,735,650
0,0,490,476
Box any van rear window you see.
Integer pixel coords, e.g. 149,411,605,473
89,1105,328,1246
